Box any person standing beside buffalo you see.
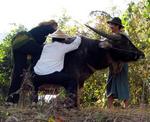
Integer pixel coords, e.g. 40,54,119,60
104,17,130,109
98,17,129,108
6,20,58,104
85,17,130,109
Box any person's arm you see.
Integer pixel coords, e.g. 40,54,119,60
63,36,81,52
85,24,121,42
96,30,121,41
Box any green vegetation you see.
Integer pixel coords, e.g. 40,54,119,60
0,0,149,107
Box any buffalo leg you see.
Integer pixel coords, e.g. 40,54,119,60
32,87,39,103
77,82,80,109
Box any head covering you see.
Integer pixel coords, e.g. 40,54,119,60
39,20,58,27
107,17,124,28
50,29,69,39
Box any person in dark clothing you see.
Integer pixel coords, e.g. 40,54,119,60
6,20,58,104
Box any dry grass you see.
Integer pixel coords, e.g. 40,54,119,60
1,99,150,122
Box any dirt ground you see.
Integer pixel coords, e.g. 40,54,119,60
0,102,150,122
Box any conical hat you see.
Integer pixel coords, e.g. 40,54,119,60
50,29,69,39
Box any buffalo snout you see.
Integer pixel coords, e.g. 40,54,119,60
138,51,145,59
133,51,145,61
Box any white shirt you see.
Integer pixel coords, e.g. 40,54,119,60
34,36,81,75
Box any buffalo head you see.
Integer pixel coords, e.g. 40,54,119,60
85,25,145,62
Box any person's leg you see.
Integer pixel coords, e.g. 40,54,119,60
108,95,114,108
7,52,27,103
16,41,43,102
123,99,128,108
25,41,43,71
17,41,43,72
7,41,42,103
31,53,42,71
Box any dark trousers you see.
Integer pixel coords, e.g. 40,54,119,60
33,71,77,105
7,41,43,103
33,71,77,95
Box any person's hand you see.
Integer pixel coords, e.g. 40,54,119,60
99,41,112,48
75,31,82,37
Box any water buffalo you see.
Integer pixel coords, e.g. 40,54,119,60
32,34,144,107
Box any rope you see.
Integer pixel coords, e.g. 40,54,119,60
110,47,138,54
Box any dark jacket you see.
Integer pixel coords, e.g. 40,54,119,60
29,25,55,45
12,25,56,50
